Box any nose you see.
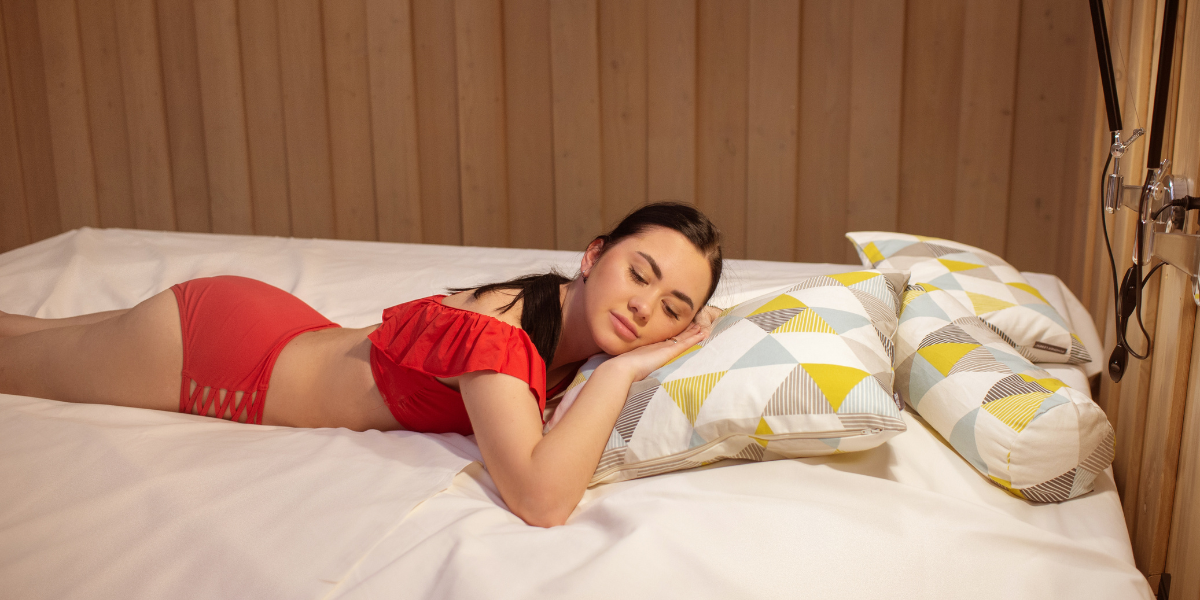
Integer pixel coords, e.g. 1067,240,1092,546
629,294,651,325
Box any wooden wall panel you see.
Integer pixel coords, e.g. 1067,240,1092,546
599,0,648,228
746,0,799,263
411,0,461,246
549,0,603,250
0,3,29,252
76,0,135,230
796,0,849,264
646,0,695,206
454,0,509,247
503,0,555,249
194,0,254,235
324,0,378,241
697,0,748,259
238,0,292,238
37,0,99,231
156,0,207,232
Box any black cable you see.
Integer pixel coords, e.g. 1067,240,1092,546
1142,261,1166,286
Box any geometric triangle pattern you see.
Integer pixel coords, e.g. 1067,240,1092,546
846,231,1092,365
545,269,910,486
891,285,1115,502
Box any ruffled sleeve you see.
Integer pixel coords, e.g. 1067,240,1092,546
368,296,548,411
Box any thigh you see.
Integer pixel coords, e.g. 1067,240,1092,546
0,291,182,411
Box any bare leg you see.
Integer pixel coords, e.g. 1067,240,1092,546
0,291,180,412
0,309,131,339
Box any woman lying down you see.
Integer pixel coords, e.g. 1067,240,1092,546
0,202,724,528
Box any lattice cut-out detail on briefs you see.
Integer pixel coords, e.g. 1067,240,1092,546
180,376,267,425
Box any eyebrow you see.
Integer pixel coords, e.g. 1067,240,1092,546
637,251,695,309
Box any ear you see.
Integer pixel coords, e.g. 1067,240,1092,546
580,238,605,277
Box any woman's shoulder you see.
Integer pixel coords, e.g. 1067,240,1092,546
439,289,524,330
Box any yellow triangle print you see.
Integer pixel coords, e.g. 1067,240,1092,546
966,292,1015,315
663,371,726,424
1006,282,1050,304
863,242,885,264
828,271,877,287
938,258,985,272
917,342,979,376
564,370,589,394
748,294,805,316
754,417,773,447
988,475,1023,497
1018,373,1066,393
799,364,869,412
772,310,835,334
901,288,928,307
982,392,1051,431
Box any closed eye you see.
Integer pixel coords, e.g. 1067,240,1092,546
628,266,647,285
663,303,680,320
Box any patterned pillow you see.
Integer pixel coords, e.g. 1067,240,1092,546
845,231,1091,365
894,285,1115,501
545,270,910,486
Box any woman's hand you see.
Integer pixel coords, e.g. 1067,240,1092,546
606,321,707,382
693,305,724,337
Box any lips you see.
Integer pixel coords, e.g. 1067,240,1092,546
609,311,639,342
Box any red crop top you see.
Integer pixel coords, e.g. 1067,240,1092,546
368,295,573,436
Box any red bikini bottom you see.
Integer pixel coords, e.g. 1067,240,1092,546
170,276,340,424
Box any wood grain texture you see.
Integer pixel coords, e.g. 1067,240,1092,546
845,0,903,263
114,0,176,230
2,0,61,240
746,0,798,262
896,0,962,242
277,0,336,239
155,0,208,232
37,0,99,230
796,0,849,263
1115,259,1160,539
599,0,647,228
696,0,748,259
0,4,30,252
1133,267,1195,575
76,0,135,230
411,0,461,245
646,0,694,205
454,0,509,247
952,0,1018,257
194,0,254,235
238,0,292,237
366,0,422,243
323,0,378,241
502,0,555,249
549,0,603,250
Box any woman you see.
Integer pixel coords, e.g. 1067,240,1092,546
0,202,722,527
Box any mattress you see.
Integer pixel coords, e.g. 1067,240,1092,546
0,228,1151,599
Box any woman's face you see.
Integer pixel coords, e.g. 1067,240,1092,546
580,226,713,355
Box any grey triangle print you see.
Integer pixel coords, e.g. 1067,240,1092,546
1019,468,1077,502
763,364,831,416
746,307,804,333
732,442,766,461
1069,336,1092,363
615,380,659,442
875,328,894,363
1079,430,1116,474
924,243,966,258
917,324,978,349
850,288,895,329
947,347,1010,376
983,373,1050,403
785,276,841,293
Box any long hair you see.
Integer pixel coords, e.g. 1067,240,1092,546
457,202,722,366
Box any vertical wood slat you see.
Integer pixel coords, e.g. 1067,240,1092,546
366,0,422,243
454,0,509,247
952,0,1019,257
156,0,208,232
549,0,603,250
411,0,462,246
796,0,849,263
323,0,378,241
599,0,647,228
646,0,695,206
76,0,136,230
193,0,254,235
845,0,904,264
37,0,99,231
502,0,555,249
745,0,799,263
238,0,292,238
114,0,176,231
277,0,335,239
0,3,30,252
696,0,748,259
897,0,963,242
2,0,61,241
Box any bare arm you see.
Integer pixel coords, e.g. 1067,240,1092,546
459,322,707,528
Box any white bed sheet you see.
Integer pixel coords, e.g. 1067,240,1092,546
0,228,1150,599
